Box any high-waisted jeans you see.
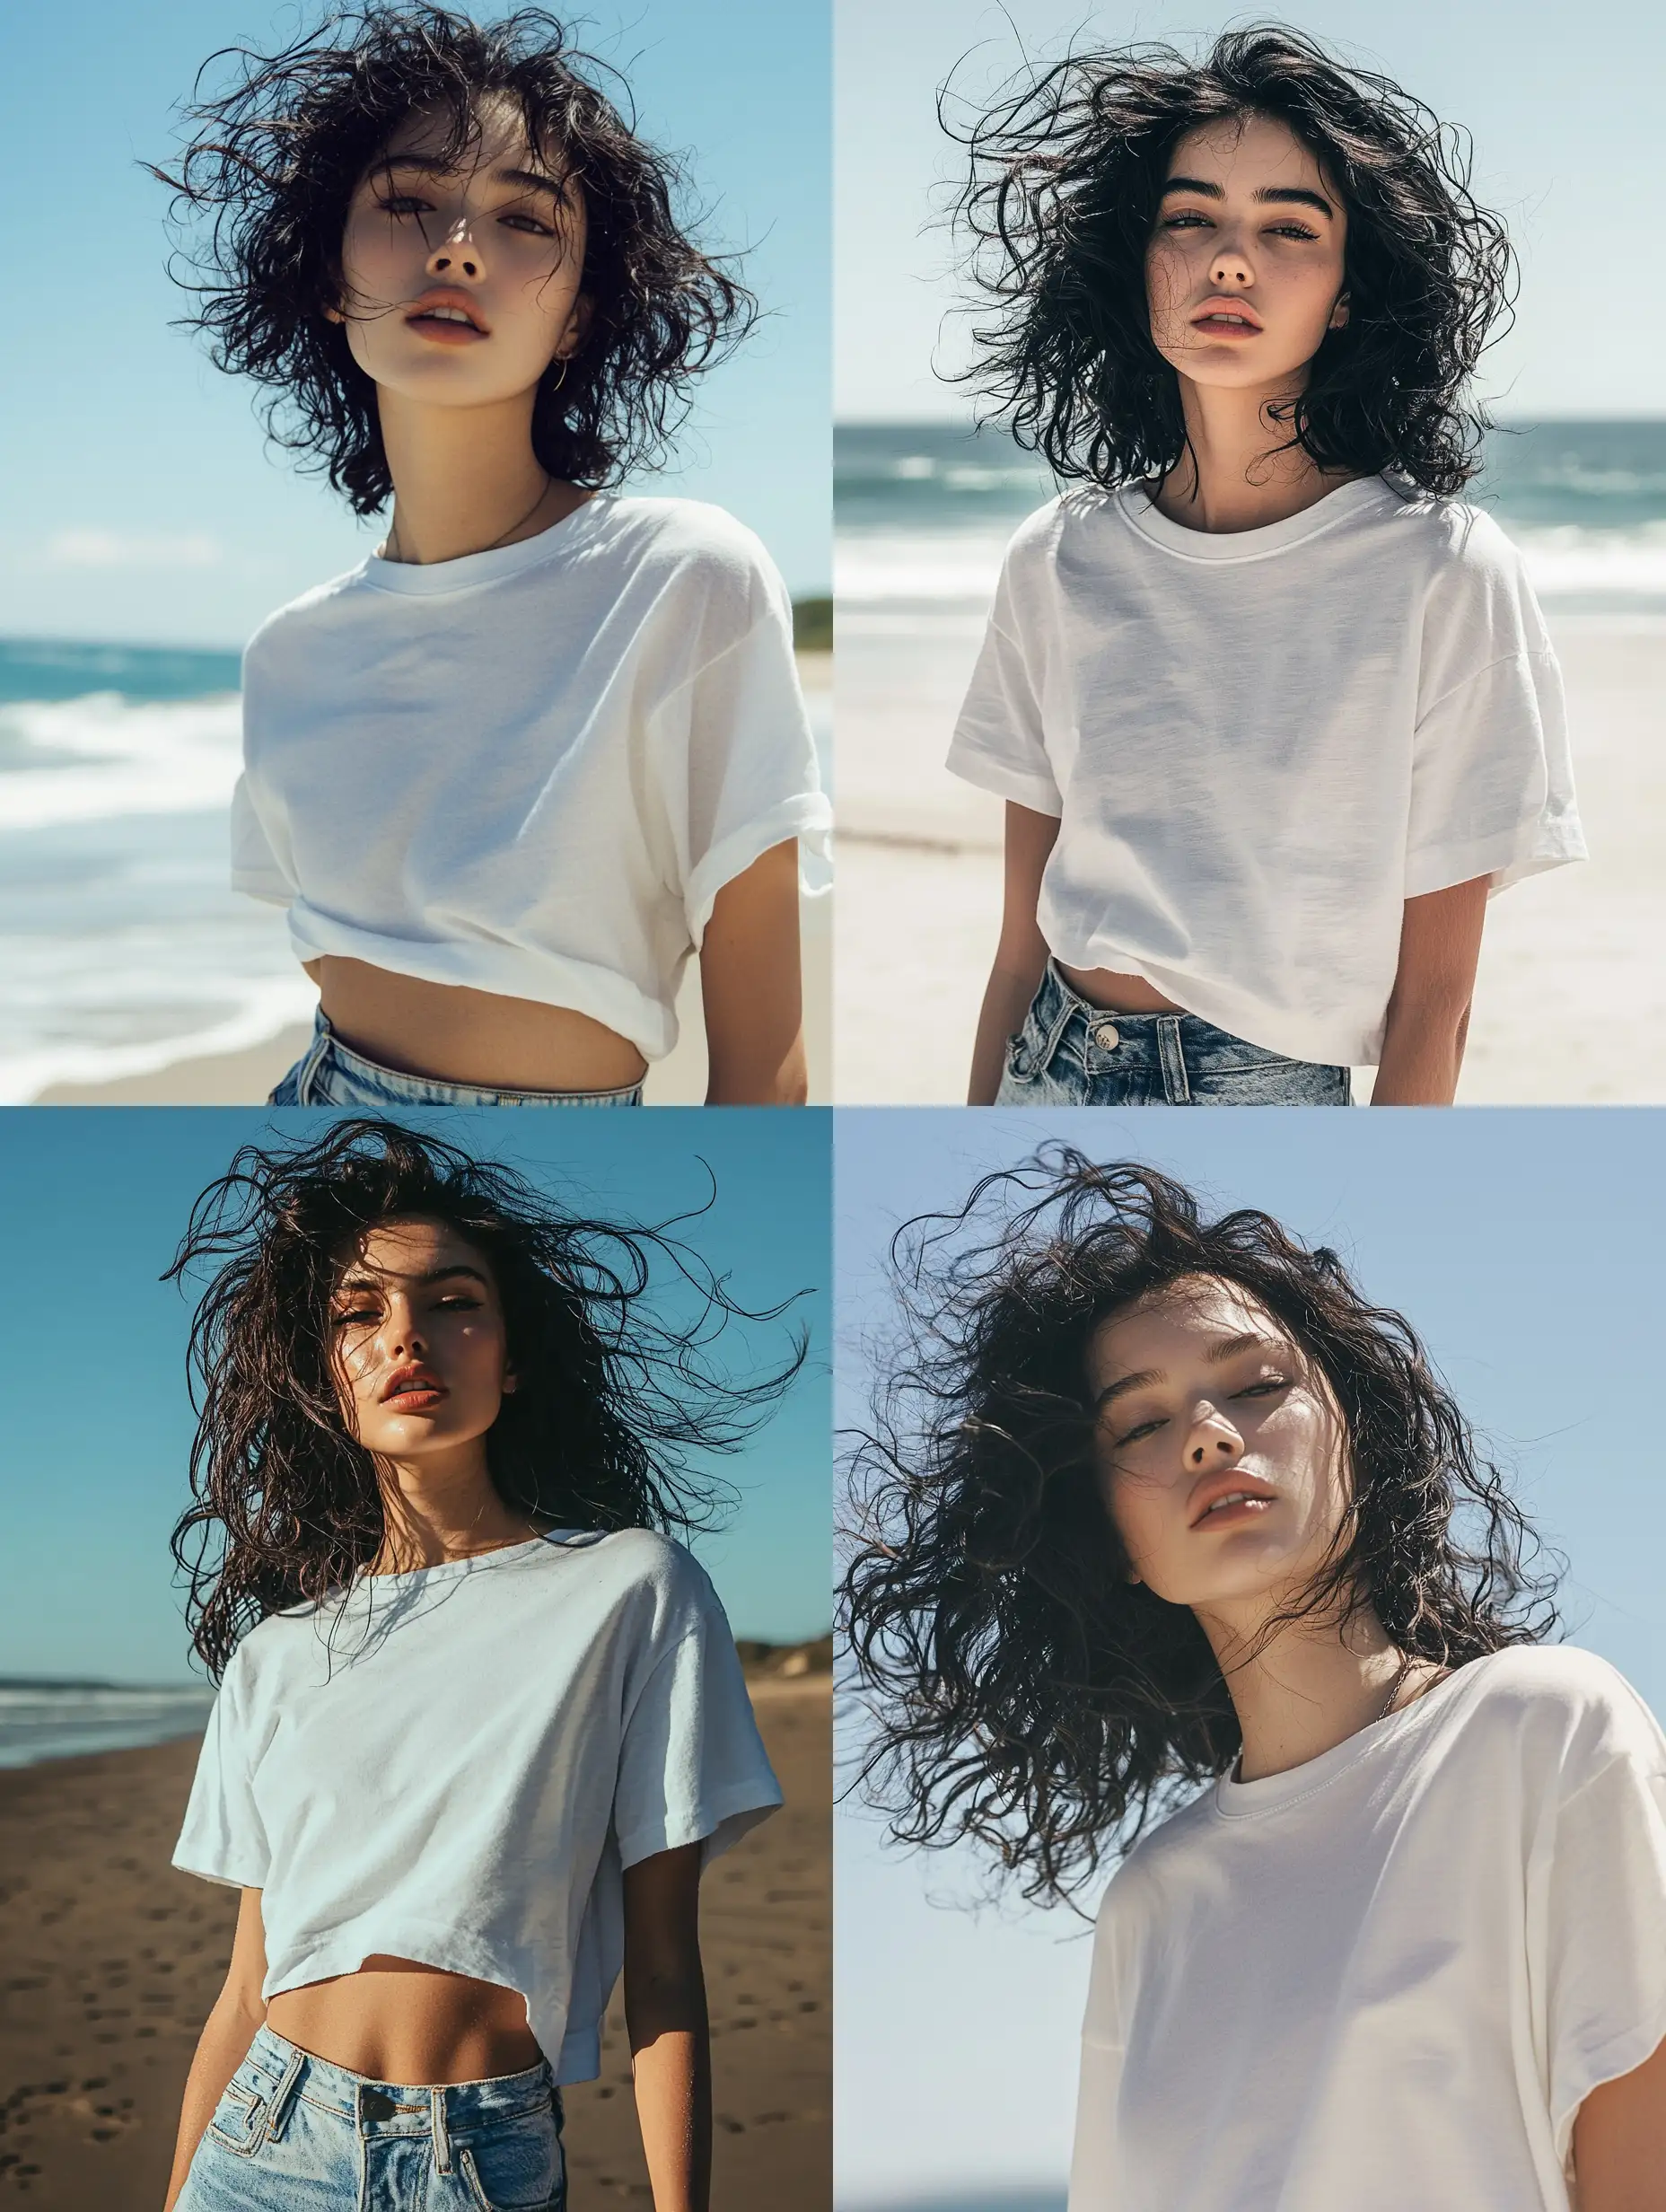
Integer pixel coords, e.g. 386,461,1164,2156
995,961,1352,1107
174,2023,566,2210
269,1010,644,1108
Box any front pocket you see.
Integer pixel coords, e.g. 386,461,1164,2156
460,2113,564,2211
206,2077,267,2155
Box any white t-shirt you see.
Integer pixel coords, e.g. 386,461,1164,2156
1069,1646,1666,2212
172,1528,781,2083
948,478,1585,1066
232,495,831,1061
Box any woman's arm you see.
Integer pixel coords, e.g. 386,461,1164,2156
698,839,807,1104
1573,2032,1666,2211
1369,874,1490,1105
162,1886,267,2212
623,1842,710,2212
969,802,1061,1105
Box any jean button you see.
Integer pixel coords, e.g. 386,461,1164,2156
1091,1020,1121,1050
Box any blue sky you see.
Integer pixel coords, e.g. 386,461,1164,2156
834,1107,1666,2206
837,0,1666,420
0,0,829,647
0,1109,831,1683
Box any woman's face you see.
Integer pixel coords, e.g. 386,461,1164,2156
1144,112,1349,395
329,1216,516,1463
330,93,589,409
1084,1275,1352,1616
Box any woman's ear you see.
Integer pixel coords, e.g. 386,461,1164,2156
1328,290,1351,331
500,1366,519,1397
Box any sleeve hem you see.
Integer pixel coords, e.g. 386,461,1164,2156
616,1780,785,1872
685,794,834,946
944,736,1064,817
1404,819,1588,900
171,1853,267,1892
1553,2005,1666,2168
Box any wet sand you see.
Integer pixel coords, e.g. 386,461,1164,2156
0,1661,830,2208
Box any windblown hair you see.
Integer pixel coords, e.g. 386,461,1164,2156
168,1118,804,1678
839,1150,1559,1905
151,4,755,511
947,22,1515,495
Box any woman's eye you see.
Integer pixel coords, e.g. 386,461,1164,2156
1115,1416,1165,1445
1268,224,1319,241
1162,212,1211,231
375,194,431,215
1236,1376,1289,1400
499,212,554,235
331,1306,379,1328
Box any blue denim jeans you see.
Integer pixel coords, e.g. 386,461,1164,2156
270,1011,644,1108
995,961,1352,1107
175,2024,566,2211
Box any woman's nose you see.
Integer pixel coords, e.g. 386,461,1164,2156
1209,241,1252,291
1187,1410,1242,1467
427,219,481,281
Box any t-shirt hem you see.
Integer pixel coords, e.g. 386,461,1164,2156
1405,818,1589,901
284,907,676,1062
616,1780,784,1872
685,794,834,947
232,869,294,908
552,2028,601,2088
944,733,1064,817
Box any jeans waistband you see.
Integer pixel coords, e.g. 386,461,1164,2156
240,2024,556,2144
295,1009,644,1107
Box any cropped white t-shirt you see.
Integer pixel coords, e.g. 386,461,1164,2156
949,478,1585,1066
232,495,832,1061
172,1528,781,2082
1069,1646,1666,2212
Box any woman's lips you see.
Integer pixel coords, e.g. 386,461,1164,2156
383,1384,447,1410
1194,1495,1275,1528
406,314,487,346
1191,313,1261,339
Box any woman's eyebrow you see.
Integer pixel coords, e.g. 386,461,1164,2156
332,1263,491,1298
1159,175,1334,218
1092,1330,1280,1412
375,151,566,202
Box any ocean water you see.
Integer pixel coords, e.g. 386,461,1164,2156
0,633,832,1102
836,417,1666,613
0,1680,215,1771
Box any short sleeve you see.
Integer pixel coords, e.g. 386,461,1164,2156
946,543,1063,818
671,591,832,946
1544,1721,1666,2163
612,1576,783,1871
230,770,295,906
1405,520,1586,898
171,1650,272,1891
1068,1874,1133,2211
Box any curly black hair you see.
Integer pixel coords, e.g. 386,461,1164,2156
946,22,1515,496
151,5,756,512
167,1117,806,1678
839,1149,1559,1905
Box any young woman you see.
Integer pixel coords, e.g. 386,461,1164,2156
163,1117,802,2211
947,28,1583,1106
155,6,829,1107
840,1153,1666,2209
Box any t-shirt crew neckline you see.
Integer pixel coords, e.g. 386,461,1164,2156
1213,1660,1474,1820
359,490,611,596
1116,473,1393,563
350,1530,586,1590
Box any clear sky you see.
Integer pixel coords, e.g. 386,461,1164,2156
837,0,1665,421
0,0,829,647
834,1107,1666,2206
0,1108,831,1685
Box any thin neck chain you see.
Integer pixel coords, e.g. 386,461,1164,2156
385,471,554,566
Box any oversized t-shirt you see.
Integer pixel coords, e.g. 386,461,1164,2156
232,494,831,1062
1069,1646,1666,2212
172,1529,782,2082
948,478,1584,1066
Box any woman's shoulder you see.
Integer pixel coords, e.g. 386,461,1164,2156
1449,1643,1666,1770
241,560,375,669
599,495,783,586
1373,479,1529,581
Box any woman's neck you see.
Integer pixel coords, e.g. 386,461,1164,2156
366,1445,546,1574
1197,1600,1447,1782
1150,374,1355,534
374,385,591,566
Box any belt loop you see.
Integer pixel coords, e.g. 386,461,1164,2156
259,2043,307,2146
1157,1015,1191,1104
430,2085,454,2176
294,1010,333,1105
1037,960,1080,1072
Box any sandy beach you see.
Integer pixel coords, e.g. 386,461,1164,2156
834,617,1666,1104
29,655,833,1110
0,1655,830,2209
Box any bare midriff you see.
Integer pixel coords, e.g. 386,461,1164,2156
311,957,649,1093
266,1956,544,2086
1056,961,1186,1015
